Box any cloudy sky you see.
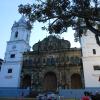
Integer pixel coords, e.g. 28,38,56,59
0,0,80,59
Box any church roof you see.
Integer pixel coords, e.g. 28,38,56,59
32,35,71,51
12,16,32,30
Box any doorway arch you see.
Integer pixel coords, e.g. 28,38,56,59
43,72,57,91
71,73,82,89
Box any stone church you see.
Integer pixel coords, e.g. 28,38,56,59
21,35,84,92
0,15,100,94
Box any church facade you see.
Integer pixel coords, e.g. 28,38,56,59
21,35,84,91
0,16,100,93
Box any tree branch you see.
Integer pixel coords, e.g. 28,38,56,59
85,19,100,36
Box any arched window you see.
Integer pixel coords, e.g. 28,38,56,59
15,31,18,38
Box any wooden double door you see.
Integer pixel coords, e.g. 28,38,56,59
43,72,57,91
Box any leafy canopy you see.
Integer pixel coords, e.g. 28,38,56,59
18,0,100,40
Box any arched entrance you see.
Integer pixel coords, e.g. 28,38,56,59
43,72,57,91
21,74,31,88
71,73,82,89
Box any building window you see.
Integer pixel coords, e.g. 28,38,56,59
93,49,96,54
94,65,100,70
15,31,18,38
8,69,12,73
10,54,15,58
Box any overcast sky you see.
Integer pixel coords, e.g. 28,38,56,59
0,0,80,59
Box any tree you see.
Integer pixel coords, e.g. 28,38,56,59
18,0,100,42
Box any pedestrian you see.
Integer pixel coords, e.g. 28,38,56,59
20,91,24,100
81,91,91,100
94,91,100,100
90,92,96,100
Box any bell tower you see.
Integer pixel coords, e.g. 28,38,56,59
0,16,31,87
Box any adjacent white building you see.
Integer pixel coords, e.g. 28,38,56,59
81,30,100,88
0,16,31,87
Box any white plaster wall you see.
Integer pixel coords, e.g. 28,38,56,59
4,41,30,62
10,27,31,43
83,57,100,87
81,30,100,88
0,62,22,87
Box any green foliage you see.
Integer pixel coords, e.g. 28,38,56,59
18,0,100,39
18,4,32,15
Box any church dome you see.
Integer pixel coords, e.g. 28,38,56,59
12,16,32,30
32,35,71,51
